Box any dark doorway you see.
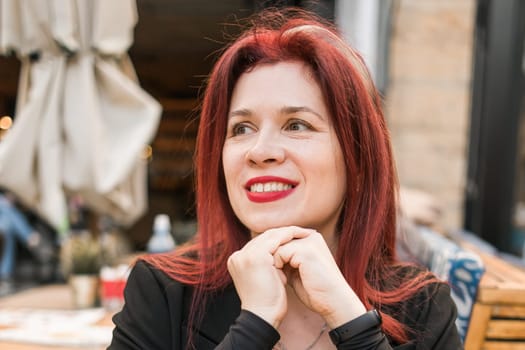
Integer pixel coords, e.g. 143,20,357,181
465,0,525,254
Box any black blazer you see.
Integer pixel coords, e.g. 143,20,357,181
108,261,462,349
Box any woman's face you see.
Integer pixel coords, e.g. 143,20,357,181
222,61,347,241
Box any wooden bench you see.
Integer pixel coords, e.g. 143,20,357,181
463,242,525,350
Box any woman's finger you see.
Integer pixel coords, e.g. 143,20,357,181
274,230,328,269
247,225,312,255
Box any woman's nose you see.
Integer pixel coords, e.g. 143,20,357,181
246,131,285,166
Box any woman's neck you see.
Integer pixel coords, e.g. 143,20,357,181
276,286,334,349
282,285,324,325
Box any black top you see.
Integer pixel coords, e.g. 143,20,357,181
109,261,462,349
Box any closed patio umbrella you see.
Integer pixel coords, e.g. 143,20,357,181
0,0,161,234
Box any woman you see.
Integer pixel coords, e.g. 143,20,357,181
109,9,461,350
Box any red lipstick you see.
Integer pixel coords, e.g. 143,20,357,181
245,176,297,203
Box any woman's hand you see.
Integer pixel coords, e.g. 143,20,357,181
227,227,309,328
228,226,366,328
273,227,367,328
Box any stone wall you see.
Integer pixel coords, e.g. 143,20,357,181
385,0,476,229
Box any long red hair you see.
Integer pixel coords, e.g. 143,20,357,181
142,9,434,345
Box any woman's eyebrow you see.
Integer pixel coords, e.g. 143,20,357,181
280,106,325,121
228,106,325,120
228,108,252,119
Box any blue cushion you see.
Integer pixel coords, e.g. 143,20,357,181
415,227,485,342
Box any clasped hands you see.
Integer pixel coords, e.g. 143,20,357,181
227,226,366,329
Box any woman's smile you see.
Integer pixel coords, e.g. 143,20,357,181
245,176,298,203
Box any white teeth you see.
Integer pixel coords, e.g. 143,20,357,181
250,182,293,193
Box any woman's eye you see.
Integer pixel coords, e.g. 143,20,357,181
231,123,255,136
286,120,311,132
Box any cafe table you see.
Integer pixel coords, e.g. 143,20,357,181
0,284,116,349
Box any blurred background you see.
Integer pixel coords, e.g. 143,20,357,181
0,0,524,282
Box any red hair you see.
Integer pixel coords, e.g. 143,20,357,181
142,9,436,346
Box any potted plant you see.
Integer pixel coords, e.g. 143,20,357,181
60,231,103,308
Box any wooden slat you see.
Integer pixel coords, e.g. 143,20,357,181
492,305,525,318
483,341,525,350
478,288,525,305
486,320,525,339
465,304,492,350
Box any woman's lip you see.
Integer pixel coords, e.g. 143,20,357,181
246,187,295,203
245,176,298,203
245,176,297,188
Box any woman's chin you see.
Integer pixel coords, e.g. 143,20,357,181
247,221,303,237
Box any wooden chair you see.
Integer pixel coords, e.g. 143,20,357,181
461,241,525,350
